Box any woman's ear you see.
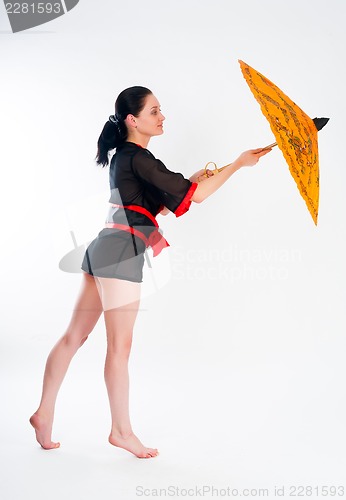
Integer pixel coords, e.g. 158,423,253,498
125,114,137,129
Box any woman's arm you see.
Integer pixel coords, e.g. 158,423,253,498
191,148,271,203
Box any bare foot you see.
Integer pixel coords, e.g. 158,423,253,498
109,432,159,458
29,412,60,450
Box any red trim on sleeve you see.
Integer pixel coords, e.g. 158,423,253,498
174,182,198,217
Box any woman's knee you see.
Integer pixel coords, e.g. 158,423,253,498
62,330,90,349
64,306,102,344
106,335,133,358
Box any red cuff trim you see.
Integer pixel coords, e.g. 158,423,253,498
174,182,198,218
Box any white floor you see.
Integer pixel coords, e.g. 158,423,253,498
2,281,346,500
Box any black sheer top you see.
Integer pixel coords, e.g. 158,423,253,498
108,142,197,234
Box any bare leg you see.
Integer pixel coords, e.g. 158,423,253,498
95,277,159,459
30,272,103,449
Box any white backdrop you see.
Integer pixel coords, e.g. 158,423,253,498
1,1,346,499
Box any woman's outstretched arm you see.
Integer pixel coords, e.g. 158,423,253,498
190,148,271,203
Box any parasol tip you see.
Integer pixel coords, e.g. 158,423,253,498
312,117,330,131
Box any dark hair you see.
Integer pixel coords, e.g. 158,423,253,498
95,86,152,167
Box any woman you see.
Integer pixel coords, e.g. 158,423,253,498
30,86,271,459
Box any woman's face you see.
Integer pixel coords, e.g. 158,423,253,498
128,93,165,138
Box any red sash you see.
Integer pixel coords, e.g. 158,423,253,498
105,204,170,257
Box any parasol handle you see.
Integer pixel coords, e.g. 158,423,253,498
202,143,277,177
202,161,228,177
259,142,277,152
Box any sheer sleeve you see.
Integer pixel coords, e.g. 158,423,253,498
132,148,197,217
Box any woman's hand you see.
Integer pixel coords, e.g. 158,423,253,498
190,168,214,183
237,147,272,167
196,169,214,182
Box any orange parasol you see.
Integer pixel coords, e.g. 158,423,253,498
238,59,329,225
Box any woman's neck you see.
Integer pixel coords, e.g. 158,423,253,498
127,132,150,149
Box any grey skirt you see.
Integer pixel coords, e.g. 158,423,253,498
81,227,146,283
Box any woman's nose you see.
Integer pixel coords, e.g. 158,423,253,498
160,113,165,121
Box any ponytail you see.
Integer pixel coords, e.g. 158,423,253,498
95,115,127,167
95,86,152,167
